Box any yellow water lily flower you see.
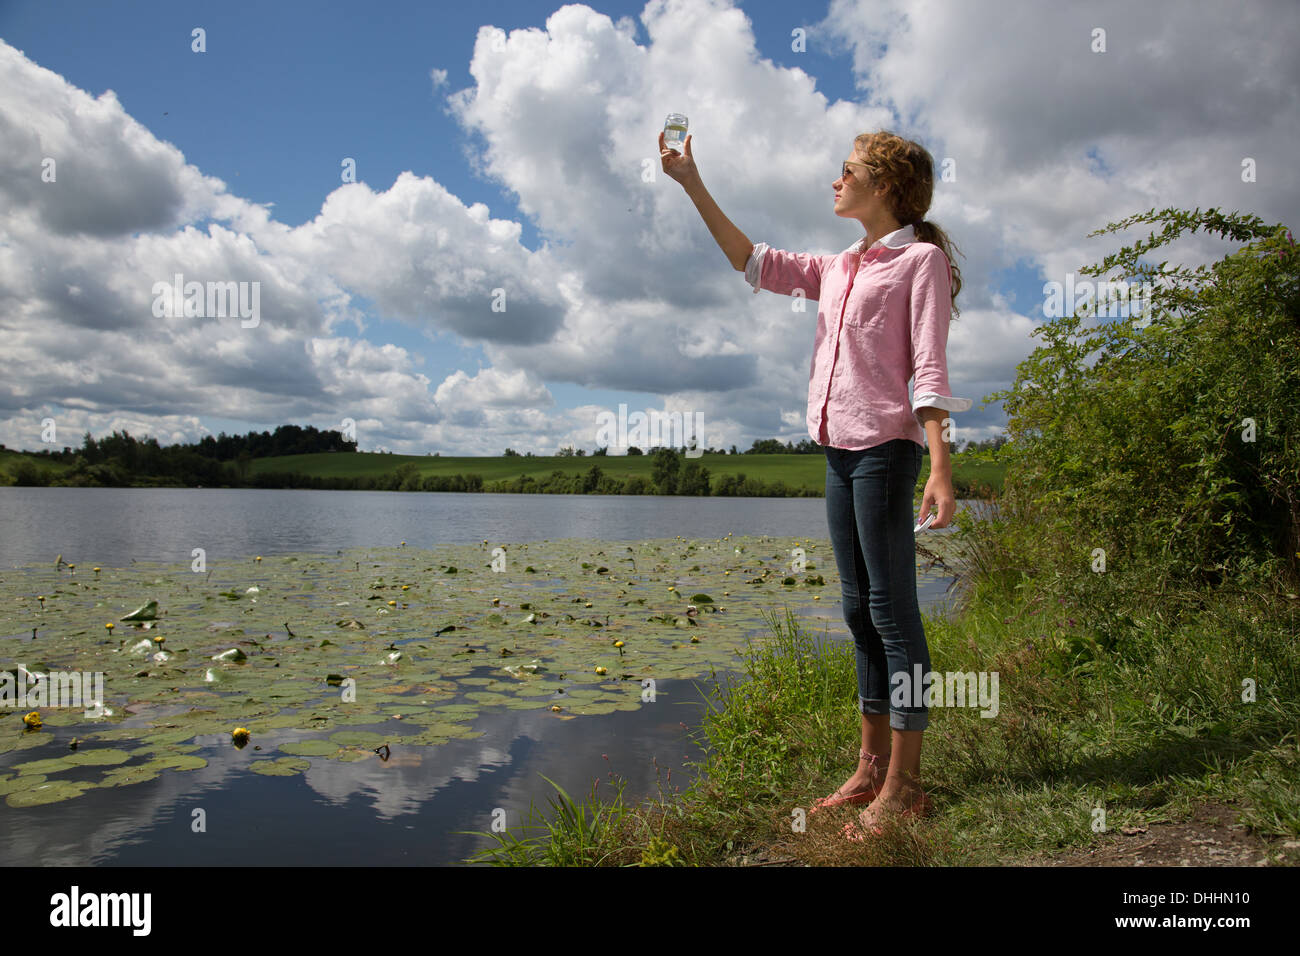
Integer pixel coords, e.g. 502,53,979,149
232,727,251,743
595,666,608,675
105,622,114,631
23,711,42,729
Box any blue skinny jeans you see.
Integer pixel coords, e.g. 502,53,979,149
824,439,930,731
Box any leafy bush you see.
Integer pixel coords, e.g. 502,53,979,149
988,208,1299,593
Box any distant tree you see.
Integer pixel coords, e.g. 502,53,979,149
651,448,679,495
678,460,712,495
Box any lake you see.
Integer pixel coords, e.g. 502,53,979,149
0,488,978,865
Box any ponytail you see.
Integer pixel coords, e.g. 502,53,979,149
913,219,964,318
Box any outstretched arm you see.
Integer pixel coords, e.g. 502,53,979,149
660,132,753,272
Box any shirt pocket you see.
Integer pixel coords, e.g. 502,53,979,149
841,276,906,329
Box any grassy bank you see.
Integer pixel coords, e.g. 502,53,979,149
464,500,1300,866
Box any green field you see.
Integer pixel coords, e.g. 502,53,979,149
251,450,1005,496
0,448,70,479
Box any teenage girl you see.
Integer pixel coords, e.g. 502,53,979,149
660,128,970,838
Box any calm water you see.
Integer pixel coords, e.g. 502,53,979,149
0,488,977,865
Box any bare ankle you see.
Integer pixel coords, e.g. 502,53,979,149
858,750,891,775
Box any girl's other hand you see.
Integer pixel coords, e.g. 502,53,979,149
660,131,699,186
919,473,957,529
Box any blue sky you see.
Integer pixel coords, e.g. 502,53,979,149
1,0,1295,455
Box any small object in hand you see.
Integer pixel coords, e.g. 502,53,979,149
663,113,688,152
913,512,937,534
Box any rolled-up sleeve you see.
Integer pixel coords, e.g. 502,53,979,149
909,246,972,420
744,243,826,301
744,242,769,293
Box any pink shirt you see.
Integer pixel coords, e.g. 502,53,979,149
745,224,972,450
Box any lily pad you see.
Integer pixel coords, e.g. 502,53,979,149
7,778,98,807
250,757,312,776
329,730,388,748
121,601,159,621
0,731,52,755
0,773,47,796
279,739,339,757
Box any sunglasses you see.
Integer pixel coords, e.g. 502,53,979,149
841,160,873,182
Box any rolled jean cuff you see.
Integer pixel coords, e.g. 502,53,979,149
860,697,929,731
890,710,929,732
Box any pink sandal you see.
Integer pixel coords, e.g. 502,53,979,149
842,781,932,841
810,751,890,814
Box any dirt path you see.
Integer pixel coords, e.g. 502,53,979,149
1023,800,1298,867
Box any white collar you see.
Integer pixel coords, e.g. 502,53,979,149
844,223,916,254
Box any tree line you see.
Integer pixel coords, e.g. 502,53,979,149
4,424,1002,496
3,424,354,487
